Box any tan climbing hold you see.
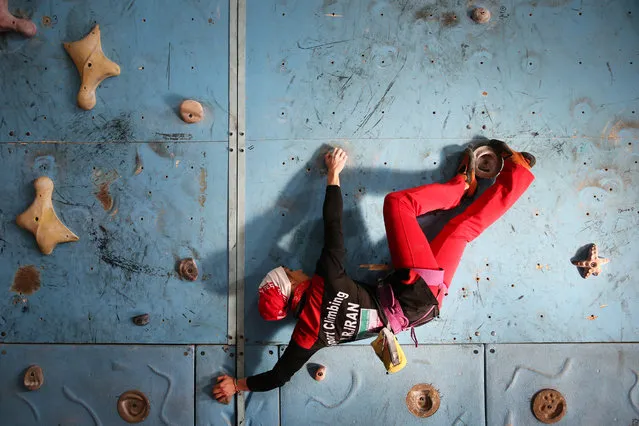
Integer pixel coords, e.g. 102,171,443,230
313,365,326,381
180,100,204,123
471,7,491,24
63,25,121,110
178,258,199,281
532,389,567,424
16,177,79,255
117,390,150,423
0,0,37,37
24,365,44,391
572,243,609,279
406,383,440,418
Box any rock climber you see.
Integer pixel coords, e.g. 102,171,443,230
213,141,535,401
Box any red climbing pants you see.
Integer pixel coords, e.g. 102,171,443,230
383,160,535,291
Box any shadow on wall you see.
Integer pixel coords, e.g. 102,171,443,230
200,136,493,368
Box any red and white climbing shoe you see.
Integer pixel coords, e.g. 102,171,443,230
487,139,536,169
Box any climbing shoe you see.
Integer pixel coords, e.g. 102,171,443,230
487,139,536,169
457,147,477,197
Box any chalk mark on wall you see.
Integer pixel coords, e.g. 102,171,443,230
16,393,40,422
354,58,406,136
296,39,351,50
630,369,639,415
452,410,467,425
505,358,572,391
504,409,514,426
111,360,127,371
148,364,173,425
63,385,103,426
307,371,358,409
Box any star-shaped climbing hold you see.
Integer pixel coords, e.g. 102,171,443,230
63,24,120,110
572,243,609,279
16,177,79,255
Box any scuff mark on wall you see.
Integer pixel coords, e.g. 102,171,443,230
92,169,119,212
199,168,207,207
96,182,113,211
441,11,459,27
95,226,164,276
415,6,437,21
569,97,595,116
10,265,40,295
604,119,639,143
148,142,175,159
134,151,143,175
166,42,172,91
12,294,29,312
529,0,574,7
155,132,193,141
72,113,133,142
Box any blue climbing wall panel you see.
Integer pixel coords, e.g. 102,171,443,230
0,0,230,345
0,142,229,344
486,343,639,425
0,0,637,424
0,344,195,425
280,344,484,425
196,345,280,426
0,0,229,143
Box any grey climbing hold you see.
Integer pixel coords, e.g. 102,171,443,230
132,314,150,326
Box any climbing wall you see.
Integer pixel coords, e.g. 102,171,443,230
0,0,638,424
243,0,639,346
0,0,231,344
0,345,196,425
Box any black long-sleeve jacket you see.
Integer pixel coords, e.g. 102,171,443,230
246,186,381,391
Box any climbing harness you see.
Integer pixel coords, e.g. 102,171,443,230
372,269,443,373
